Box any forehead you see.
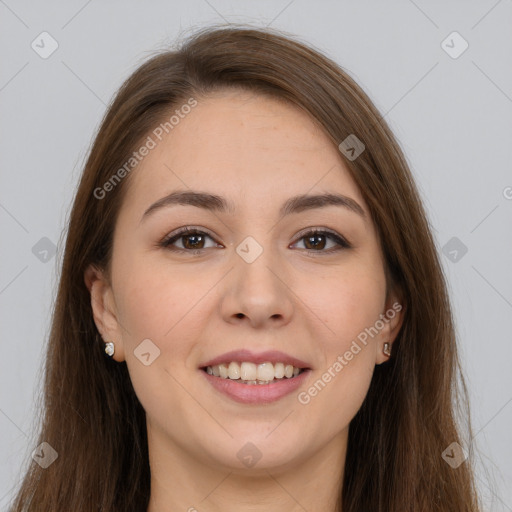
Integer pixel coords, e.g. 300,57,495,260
121,90,367,218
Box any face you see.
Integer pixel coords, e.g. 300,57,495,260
86,89,403,476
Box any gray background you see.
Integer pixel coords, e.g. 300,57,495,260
1,0,511,509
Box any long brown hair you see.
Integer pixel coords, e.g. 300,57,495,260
10,24,482,511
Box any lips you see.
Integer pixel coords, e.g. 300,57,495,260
199,349,312,370
201,367,312,404
199,349,312,404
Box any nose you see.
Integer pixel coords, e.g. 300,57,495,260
220,244,294,329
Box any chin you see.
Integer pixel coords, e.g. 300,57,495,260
199,433,304,473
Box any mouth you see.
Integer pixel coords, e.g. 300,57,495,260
200,361,307,385
199,349,312,404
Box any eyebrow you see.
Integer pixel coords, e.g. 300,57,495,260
140,190,366,223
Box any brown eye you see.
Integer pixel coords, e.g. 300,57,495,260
292,229,351,253
180,233,206,250
160,227,219,253
303,233,327,250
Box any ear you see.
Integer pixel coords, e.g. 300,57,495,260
84,264,126,362
375,291,405,365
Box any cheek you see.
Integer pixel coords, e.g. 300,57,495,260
296,274,382,437
302,260,386,348
112,259,205,422
295,257,385,430
115,256,208,346
299,351,375,445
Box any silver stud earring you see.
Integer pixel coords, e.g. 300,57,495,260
383,342,391,357
104,341,115,357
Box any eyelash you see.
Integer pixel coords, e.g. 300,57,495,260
159,226,351,255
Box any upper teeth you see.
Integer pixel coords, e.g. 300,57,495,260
205,361,302,381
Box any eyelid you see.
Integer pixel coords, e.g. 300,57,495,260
166,225,215,239
160,225,219,248
293,226,347,243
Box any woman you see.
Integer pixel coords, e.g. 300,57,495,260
11,25,481,511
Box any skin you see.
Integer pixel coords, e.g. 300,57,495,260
85,89,404,512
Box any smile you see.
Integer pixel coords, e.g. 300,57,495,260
203,361,305,384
